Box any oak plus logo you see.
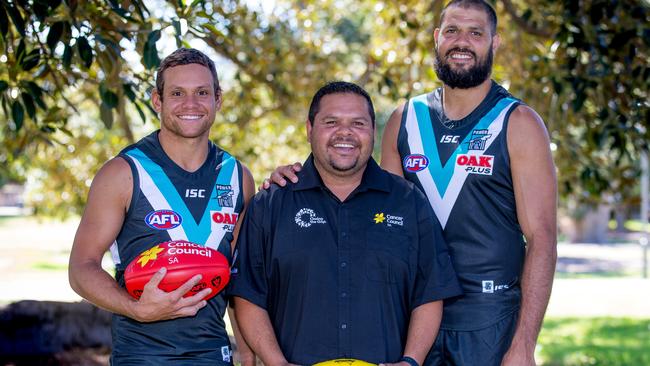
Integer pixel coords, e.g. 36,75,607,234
456,154,494,176
211,211,239,232
294,208,327,228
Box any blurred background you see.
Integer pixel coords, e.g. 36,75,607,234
0,0,649,365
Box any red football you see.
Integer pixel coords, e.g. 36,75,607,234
124,240,230,301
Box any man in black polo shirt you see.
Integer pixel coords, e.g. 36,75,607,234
230,81,461,366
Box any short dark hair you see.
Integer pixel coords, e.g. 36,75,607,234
440,0,498,35
155,48,221,99
308,81,375,126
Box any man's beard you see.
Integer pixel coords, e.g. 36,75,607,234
434,46,493,89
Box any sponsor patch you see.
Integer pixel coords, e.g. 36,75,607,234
145,209,182,230
211,211,239,232
403,154,429,172
295,208,327,228
456,154,494,175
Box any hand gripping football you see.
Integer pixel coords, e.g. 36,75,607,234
124,240,230,301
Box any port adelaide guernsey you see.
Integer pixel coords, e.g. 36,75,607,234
109,131,243,364
398,81,526,330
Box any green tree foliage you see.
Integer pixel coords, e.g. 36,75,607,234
0,0,648,217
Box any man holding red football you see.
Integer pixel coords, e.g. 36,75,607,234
69,48,255,365
262,1,557,365
230,81,462,366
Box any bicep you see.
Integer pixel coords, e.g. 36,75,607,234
380,104,405,176
70,158,132,267
508,106,557,243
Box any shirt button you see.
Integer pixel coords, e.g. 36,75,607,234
341,324,347,329
341,292,347,298
341,232,347,237
340,262,347,268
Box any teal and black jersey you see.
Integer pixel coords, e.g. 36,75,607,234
109,131,243,365
398,81,525,331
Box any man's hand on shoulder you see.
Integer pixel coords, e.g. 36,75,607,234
259,162,303,190
130,267,212,322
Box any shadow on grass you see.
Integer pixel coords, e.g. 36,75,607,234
538,317,650,366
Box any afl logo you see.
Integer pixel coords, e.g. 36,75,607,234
145,210,182,230
403,154,429,172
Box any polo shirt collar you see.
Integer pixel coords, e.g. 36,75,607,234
292,154,390,193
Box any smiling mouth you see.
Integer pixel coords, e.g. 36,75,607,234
177,114,204,120
330,142,358,154
446,48,476,61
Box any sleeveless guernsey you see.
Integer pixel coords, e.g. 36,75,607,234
398,81,525,331
109,131,243,364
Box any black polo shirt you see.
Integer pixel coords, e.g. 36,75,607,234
230,156,461,365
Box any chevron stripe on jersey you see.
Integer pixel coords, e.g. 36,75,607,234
124,148,239,250
406,95,517,228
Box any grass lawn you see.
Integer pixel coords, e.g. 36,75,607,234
538,317,650,366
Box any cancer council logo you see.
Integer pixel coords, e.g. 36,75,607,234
145,210,182,230
403,154,429,172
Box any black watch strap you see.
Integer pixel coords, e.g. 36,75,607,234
400,356,420,366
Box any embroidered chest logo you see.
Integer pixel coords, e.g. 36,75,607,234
295,208,327,228
214,184,234,208
373,212,404,227
145,209,182,230
467,129,492,151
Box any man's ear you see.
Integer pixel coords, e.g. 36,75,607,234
433,28,440,48
492,33,501,53
215,90,223,111
306,119,312,143
152,89,162,113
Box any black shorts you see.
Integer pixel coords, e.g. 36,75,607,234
424,312,517,366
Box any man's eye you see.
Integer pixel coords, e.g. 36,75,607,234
198,90,209,96
171,91,182,97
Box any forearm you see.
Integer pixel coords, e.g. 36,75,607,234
402,301,443,365
234,297,288,366
513,235,557,348
69,260,137,318
229,306,257,366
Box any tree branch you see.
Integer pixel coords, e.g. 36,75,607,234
499,0,553,38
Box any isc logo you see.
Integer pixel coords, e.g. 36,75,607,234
185,189,206,198
145,210,182,230
440,135,460,144
456,154,494,175
403,154,429,172
212,212,239,225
